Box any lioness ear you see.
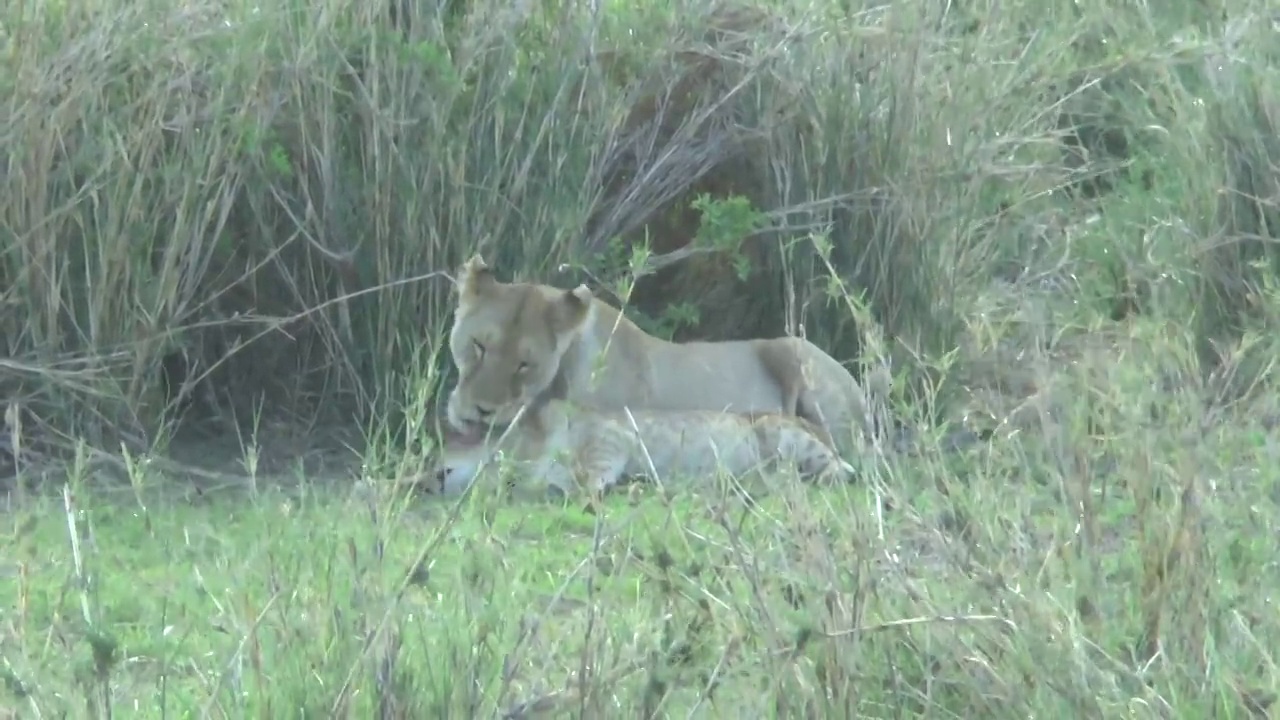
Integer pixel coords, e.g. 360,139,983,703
457,254,495,300
550,284,593,333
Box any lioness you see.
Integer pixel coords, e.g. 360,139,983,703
431,398,855,498
444,254,886,458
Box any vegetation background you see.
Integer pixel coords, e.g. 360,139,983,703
2,0,1280,715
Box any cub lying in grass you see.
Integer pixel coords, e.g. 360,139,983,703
431,399,856,501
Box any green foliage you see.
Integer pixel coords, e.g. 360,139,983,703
691,193,767,282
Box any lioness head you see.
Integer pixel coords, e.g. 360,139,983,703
445,254,594,432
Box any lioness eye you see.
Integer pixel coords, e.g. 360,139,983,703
472,340,485,359
517,361,531,374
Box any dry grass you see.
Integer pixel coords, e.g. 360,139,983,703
3,0,1280,716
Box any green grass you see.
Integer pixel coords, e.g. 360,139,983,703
4,473,892,716
4,0,1280,714
5,320,1280,716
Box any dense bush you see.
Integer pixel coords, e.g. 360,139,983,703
2,0,1275,451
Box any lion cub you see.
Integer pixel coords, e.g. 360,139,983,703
432,400,856,499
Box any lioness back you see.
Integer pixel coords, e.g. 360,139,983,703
443,255,887,459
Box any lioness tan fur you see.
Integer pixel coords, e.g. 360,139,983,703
444,254,886,458
431,398,855,498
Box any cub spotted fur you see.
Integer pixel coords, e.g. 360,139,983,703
444,254,887,458
432,399,856,498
